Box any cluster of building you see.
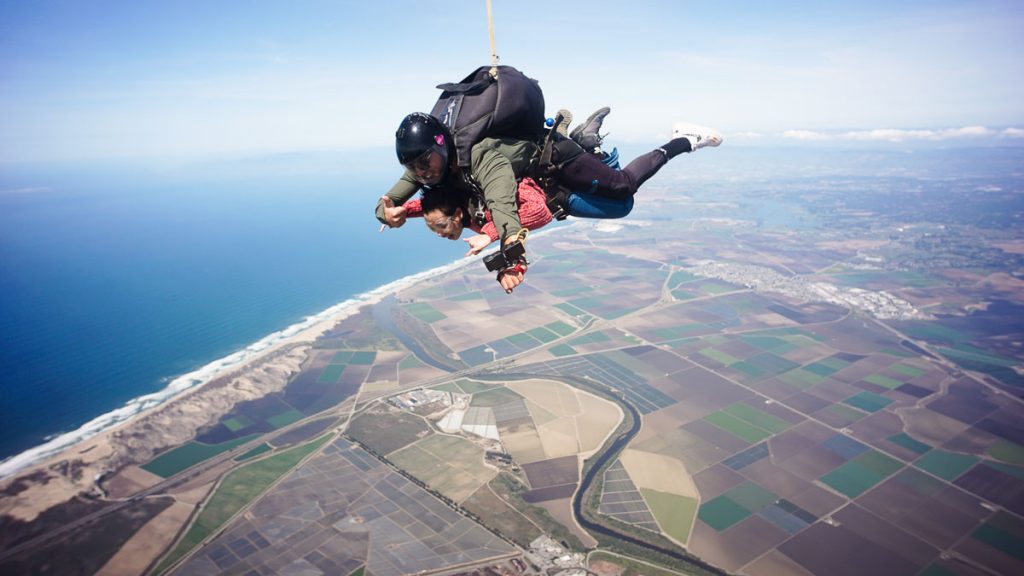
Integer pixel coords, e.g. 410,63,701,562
387,388,453,411
525,536,587,575
687,260,932,320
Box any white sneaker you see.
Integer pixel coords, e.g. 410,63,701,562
672,122,722,151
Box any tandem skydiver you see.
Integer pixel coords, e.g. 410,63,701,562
375,108,722,293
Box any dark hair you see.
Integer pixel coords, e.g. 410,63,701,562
420,187,470,220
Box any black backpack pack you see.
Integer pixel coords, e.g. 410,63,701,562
430,65,546,167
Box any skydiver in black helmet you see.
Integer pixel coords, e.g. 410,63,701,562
375,108,721,294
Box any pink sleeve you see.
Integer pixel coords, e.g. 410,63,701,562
516,178,553,231
404,198,423,218
479,220,500,241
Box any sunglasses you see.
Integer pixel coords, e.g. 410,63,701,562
404,150,435,173
425,214,455,234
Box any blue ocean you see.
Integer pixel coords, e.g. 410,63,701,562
0,151,462,467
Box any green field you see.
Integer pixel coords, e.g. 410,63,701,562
704,403,790,444
451,290,485,301
527,326,561,343
222,414,254,433
914,449,978,481
330,351,354,363
695,280,737,295
462,479,543,546
669,270,700,287
641,489,697,543
345,409,431,455
549,344,577,357
555,302,592,322
142,434,262,478
430,382,463,394
970,513,1024,562
698,481,779,532
781,368,827,388
889,363,925,377
470,386,524,407
350,351,376,365
545,321,576,337
723,404,791,433
454,379,500,394
569,331,612,345
988,440,1024,466
156,434,332,574
398,354,424,369
389,435,491,500
234,443,272,462
704,411,771,443
741,335,799,354
842,391,893,413
319,363,346,383
698,495,750,531
698,348,740,366
732,353,800,379
831,270,934,289
403,302,447,323
804,361,841,376
727,481,777,511
267,408,304,429
671,289,698,300
417,434,484,468
820,450,902,498
888,433,932,455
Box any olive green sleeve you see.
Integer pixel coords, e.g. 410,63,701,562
375,172,421,224
470,144,522,242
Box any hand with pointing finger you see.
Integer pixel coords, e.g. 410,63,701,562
378,196,408,231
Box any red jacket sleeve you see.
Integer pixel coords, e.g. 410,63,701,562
516,178,554,230
480,178,553,241
403,198,424,218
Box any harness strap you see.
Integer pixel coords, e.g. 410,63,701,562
462,172,489,227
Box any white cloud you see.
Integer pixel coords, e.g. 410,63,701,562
782,126,1011,142
0,186,50,195
782,130,831,141
853,126,993,141
729,131,764,140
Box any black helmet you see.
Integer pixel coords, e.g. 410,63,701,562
395,112,451,167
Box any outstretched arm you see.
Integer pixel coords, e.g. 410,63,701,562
375,172,421,230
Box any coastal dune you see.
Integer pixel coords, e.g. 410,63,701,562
0,256,476,524
0,335,313,523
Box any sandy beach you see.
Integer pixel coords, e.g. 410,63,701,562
0,252,484,524
0,313,330,523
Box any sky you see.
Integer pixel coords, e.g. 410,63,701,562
1,0,1023,163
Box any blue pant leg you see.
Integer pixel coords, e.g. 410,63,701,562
566,192,635,219
566,148,633,219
